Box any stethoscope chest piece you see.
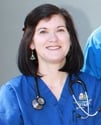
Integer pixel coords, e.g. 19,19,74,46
32,96,45,110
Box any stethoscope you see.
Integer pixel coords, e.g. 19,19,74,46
69,74,101,119
32,75,101,119
32,77,45,110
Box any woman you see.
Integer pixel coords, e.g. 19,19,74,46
0,3,101,125
82,26,101,79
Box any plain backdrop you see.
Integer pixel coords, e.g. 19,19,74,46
0,0,101,85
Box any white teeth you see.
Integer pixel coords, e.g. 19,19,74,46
47,46,60,50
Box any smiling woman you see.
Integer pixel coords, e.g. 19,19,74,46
0,3,101,125
30,14,71,65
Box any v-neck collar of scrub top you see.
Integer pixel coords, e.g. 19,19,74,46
35,76,70,106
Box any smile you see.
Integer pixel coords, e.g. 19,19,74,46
46,46,61,50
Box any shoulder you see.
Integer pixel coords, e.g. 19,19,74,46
0,75,34,98
86,26,101,47
1,75,33,89
0,75,29,124
0,74,35,106
78,71,101,86
76,72,101,98
79,71,97,80
90,26,101,40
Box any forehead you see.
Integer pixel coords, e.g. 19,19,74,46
36,14,66,29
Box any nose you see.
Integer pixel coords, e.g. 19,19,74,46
49,32,58,42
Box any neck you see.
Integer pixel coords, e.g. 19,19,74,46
37,61,68,100
41,71,68,100
38,61,65,76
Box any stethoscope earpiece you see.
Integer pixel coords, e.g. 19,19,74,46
32,96,45,110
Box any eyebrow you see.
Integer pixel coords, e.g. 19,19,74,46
37,25,66,30
37,27,47,31
57,26,66,28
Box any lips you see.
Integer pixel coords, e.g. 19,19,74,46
46,46,61,50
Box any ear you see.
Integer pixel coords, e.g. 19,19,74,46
29,41,35,50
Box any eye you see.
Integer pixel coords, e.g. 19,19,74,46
40,30,47,34
57,29,65,32
39,29,48,34
58,29,64,32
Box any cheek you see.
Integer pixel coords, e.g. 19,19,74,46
63,36,71,47
32,37,39,49
64,38,71,54
33,35,45,46
33,40,43,53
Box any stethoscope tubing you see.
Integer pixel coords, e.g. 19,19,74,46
32,74,101,119
69,74,101,119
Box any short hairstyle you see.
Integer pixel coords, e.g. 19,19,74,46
17,3,84,76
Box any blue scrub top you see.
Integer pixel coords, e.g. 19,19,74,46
0,72,101,125
82,26,101,79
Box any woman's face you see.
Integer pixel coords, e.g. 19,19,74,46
30,14,71,65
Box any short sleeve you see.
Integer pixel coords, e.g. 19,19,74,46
0,84,23,125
